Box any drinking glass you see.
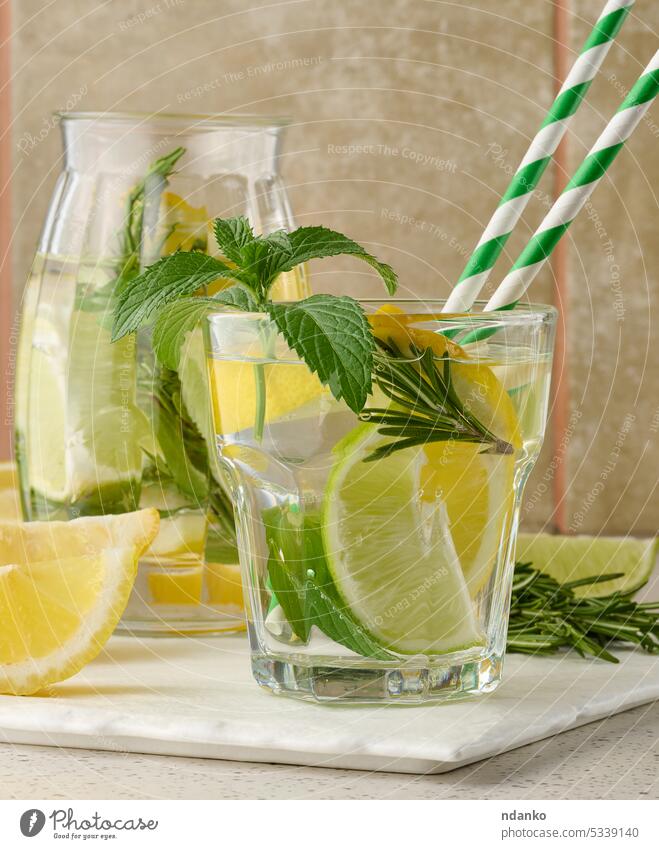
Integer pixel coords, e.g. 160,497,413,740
205,301,556,702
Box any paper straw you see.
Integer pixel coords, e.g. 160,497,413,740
485,49,659,312
443,0,635,314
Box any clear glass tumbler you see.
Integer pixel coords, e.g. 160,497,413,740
206,301,556,702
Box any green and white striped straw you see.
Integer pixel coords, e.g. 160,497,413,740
486,49,659,312
443,0,634,313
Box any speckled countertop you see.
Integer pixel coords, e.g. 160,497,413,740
0,701,657,799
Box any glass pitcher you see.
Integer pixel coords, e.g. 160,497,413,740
15,111,309,635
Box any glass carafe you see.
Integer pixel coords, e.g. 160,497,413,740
15,112,309,635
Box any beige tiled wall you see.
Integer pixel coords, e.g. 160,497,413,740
10,0,658,533
564,2,658,534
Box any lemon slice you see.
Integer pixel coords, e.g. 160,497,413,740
369,312,521,597
423,443,515,595
323,425,484,655
161,192,209,253
147,566,203,605
144,512,207,562
206,561,244,608
0,509,159,695
208,357,326,435
516,532,659,598
0,461,21,522
139,484,207,563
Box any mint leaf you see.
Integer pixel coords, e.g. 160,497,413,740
152,287,257,370
112,213,399,416
213,216,255,264
238,231,295,300
152,297,217,371
112,251,245,340
264,506,311,642
213,285,258,312
264,508,392,658
211,218,295,298
276,226,398,295
266,295,373,413
209,220,398,299
240,239,283,293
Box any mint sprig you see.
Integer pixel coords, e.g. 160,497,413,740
264,507,393,659
212,217,255,264
111,252,248,341
214,219,397,303
281,227,398,295
267,295,374,413
112,215,398,415
152,288,258,371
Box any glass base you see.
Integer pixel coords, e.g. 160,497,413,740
116,612,245,637
250,650,504,704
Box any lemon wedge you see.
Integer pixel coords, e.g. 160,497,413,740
0,509,159,695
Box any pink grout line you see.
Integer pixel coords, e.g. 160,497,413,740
0,0,12,461
550,0,571,534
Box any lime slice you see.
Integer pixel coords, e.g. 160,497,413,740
516,532,659,598
27,344,67,502
179,325,216,449
322,424,484,655
67,309,145,493
26,293,145,508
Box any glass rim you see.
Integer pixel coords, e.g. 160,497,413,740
207,299,557,326
55,110,291,129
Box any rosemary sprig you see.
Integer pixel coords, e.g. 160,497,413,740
137,358,237,557
359,338,513,461
507,562,659,663
75,147,186,315
115,146,187,294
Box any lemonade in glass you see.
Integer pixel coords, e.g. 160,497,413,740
206,302,555,702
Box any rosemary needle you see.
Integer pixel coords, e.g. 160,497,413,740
359,338,513,461
507,562,659,663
